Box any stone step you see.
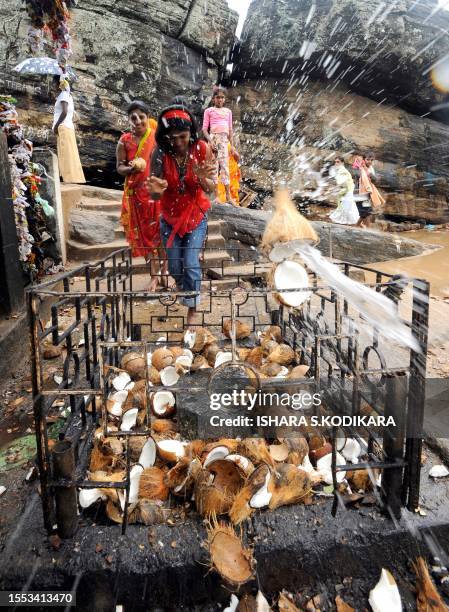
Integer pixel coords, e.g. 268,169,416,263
202,250,232,267
207,261,271,280
67,238,128,261
205,234,226,248
78,197,122,212
114,227,126,239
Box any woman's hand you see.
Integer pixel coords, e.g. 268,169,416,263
147,175,168,195
231,147,240,161
193,159,216,182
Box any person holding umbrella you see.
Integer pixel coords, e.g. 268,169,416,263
52,75,85,184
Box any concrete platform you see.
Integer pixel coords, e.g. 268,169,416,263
1,451,448,611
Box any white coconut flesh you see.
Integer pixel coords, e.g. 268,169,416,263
249,471,272,509
183,348,194,360
275,367,289,378
112,372,132,391
153,391,176,416
176,355,193,373
138,438,156,469
269,241,301,263
79,488,107,509
214,352,233,368
120,408,138,431
274,260,311,308
157,439,187,460
368,569,402,612
204,445,230,468
341,438,362,464
110,390,128,404
316,452,346,484
160,366,180,387
146,352,153,366
225,454,252,474
128,464,144,506
184,330,196,349
108,402,123,418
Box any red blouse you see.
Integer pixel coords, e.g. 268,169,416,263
160,140,211,246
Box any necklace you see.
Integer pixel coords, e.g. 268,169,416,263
173,150,189,194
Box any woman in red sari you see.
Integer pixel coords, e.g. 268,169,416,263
116,100,167,291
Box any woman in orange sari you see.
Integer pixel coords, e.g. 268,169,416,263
116,100,167,291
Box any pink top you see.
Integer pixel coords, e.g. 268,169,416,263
202,106,233,135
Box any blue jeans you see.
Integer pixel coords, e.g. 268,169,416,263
160,216,207,308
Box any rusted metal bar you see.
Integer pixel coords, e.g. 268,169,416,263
52,439,78,538
382,373,408,520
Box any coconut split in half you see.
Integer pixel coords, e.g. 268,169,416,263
207,518,254,588
151,391,176,417
156,439,188,463
273,260,311,308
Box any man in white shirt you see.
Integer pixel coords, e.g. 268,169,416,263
52,76,85,184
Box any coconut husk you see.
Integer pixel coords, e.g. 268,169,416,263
260,188,318,251
288,365,310,379
413,556,448,612
238,347,252,362
165,457,201,497
131,157,146,172
124,379,147,412
137,406,149,428
127,436,146,462
267,344,295,366
121,352,146,380
203,343,221,366
203,439,239,457
206,517,254,588
194,469,235,516
90,469,126,505
138,467,169,501
239,439,275,468
283,436,309,465
152,348,174,371
347,469,375,493
89,445,114,472
152,419,176,434
335,595,355,612
187,439,207,458
308,434,327,452
191,328,217,353
238,592,271,612
223,319,251,340
260,362,283,377
229,464,271,525
268,464,312,510
260,338,279,357
208,459,245,493
134,500,172,525
169,346,185,359
105,499,124,524
262,325,282,343
246,347,264,367
278,592,301,611
310,442,332,464
191,355,210,371
148,366,161,385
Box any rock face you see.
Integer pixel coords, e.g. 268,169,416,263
228,78,449,222
0,0,238,180
236,0,449,121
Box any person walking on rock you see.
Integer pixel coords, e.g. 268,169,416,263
52,75,85,184
116,100,168,292
202,85,238,206
329,156,359,225
148,105,216,327
353,152,385,228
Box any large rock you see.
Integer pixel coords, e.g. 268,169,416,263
0,0,238,180
228,78,449,221
69,209,118,246
235,0,449,121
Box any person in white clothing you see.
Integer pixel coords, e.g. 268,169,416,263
52,75,85,184
329,156,360,225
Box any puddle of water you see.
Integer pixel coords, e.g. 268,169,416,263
373,229,449,297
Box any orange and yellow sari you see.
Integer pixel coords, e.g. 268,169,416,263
217,144,241,205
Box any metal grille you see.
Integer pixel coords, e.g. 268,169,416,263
28,246,429,536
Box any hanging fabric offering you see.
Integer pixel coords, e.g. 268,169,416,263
0,95,62,279
25,0,73,69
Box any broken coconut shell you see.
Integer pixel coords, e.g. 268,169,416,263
268,344,295,366
268,463,312,510
152,348,174,371
207,518,254,588
121,352,146,379
124,379,147,412
165,457,201,496
152,419,176,434
223,319,251,340
203,344,221,367
245,347,264,368
239,438,275,468
229,463,271,525
138,467,169,501
288,365,310,379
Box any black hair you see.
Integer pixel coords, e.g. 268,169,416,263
170,95,189,107
363,151,375,160
334,155,345,163
127,100,150,116
212,85,226,97
155,104,199,152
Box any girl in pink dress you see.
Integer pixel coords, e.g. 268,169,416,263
202,85,239,205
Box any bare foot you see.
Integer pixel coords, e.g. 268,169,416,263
147,277,159,292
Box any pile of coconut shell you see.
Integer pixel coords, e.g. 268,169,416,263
80,324,376,530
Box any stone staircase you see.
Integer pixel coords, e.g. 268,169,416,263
65,187,253,288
